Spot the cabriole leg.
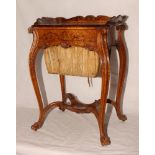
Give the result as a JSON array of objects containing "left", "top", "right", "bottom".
[
  {"left": 97, "top": 30, "right": 111, "bottom": 146},
  {"left": 29, "top": 43, "right": 45, "bottom": 131},
  {"left": 115, "top": 27, "right": 127, "bottom": 121}
]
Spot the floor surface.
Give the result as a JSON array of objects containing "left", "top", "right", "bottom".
[{"left": 16, "top": 107, "right": 138, "bottom": 155}]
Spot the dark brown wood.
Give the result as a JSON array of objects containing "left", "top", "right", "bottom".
[
  {"left": 59, "top": 75, "right": 66, "bottom": 112},
  {"left": 33, "top": 15, "right": 110, "bottom": 26},
  {"left": 28, "top": 15, "right": 127, "bottom": 28},
  {"left": 115, "top": 27, "right": 127, "bottom": 121},
  {"left": 28, "top": 15, "right": 128, "bottom": 146}
]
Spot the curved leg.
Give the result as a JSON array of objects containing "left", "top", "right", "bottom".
[
  {"left": 115, "top": 28, "right": 127, "bottom": 121},
  {"left": 32, "top": 101, "right": 62, "bottom": 130},
  {"left": 97, "top": 30, "right": 111, "bottom": 146},
  {"left": 29, "top": 40, "right": 45, "bottom": 131},
  {"left": 31, "top": 115, "right": 45, "bottom": 131},
  {"left": 98, "top": 68, "right": 111, "bottom": 145},
  {"left": 59, "top": 75, "right": 66, "bottom": 111}
]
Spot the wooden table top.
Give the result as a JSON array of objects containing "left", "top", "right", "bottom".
[{"left": 30, "top": 15, "right": 127, "bottom": 27}]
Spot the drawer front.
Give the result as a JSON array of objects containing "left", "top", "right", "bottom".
[{"left": 34, "top": 27, "right": 97, "bottom": 51}]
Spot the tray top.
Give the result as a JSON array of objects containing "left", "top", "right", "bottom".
[{"left": 31, "top": 15, "right": 127, "bottom": 27}]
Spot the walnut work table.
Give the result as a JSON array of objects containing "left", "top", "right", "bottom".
[{"left": 28, "top": 15, "right": 128, "bottom": 146}]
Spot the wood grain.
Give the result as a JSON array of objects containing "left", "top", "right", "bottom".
[{"left": 28, "top": 15, "right": 128, "bottom": 146}]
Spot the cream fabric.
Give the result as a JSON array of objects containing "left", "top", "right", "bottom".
[{"left": 44, "top": 46, "right": 99, "bottom": 77}]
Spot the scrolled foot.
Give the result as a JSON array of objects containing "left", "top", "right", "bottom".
[
  {"left": 117, "top": 114, "right": 127, "bottom": 121},
  {"left": 100, "top": 136, "right": 111, "bottom": 146},
  {"left": 31, "top": 122, "right": 42, "bottom": 131},
  {"left": 59, "top": 106, "right": 65, "bottom": 112}
]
